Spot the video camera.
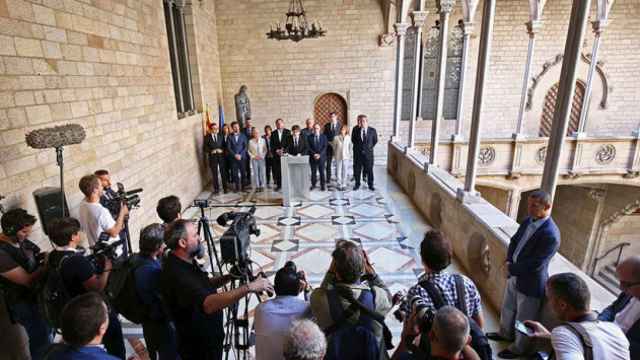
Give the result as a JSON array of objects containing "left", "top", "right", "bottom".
[
  {"left": 217, "top": 207, "right": 260, "bottom": 265},
  {"left": 115, "top": 182, "right": 142, "bottom": 208},
  {"left": 89, "top": 233, "right": 125, "bottom": 273}
]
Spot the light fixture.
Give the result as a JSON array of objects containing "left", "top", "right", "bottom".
[{"left": 266, "top": 0, "right": 326, "bottom": 42}]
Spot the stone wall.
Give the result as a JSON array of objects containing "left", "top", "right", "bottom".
[
  {"left": 0, "top": 0, "right": 222, "bottom": 248},
  {"left": 399, "top": 0, "right": 640, "bottom": 145},
  {"left": 215, "top": 0, "right": 396, "bottom": 158},
  {"left": 387, "top": 142, "right": 615, "bottom": 311}
]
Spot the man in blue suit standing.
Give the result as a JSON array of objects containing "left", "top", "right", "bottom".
[
  {"left": 598, "top": 255, "right": 640, "bottom": 360},
  {"left": 227, "top": 121, "right": 248, "bottom": 193},
  {"left": 308, "top": 123, "right": 328, "bottom": 191},
  {"left": 486, "top": 189, "right": 560, "bottom": 359}
]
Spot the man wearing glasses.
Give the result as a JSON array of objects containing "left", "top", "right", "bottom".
[{"left": 598, "top": 255, "right": 640, "bottom": 360}]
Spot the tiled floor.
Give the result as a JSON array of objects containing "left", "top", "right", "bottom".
[{"left": 122, "top": 166, "right": 501, "bottom": 359}]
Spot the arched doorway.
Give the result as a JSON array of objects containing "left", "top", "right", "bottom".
[
  {"left": 539, "top": 80, "right": 586, "bottom": 137},
  {"left": 313, "top": 93, "right": 348, "bottom": 128}
]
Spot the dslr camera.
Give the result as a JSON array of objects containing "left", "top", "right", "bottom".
[{"left": 88, "top": 233, "right": 125, "bottom": 273}]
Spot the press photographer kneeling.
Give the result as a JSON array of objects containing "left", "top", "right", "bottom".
[
  {"left": 160, "top": 219, "right": 274, "bottom": 360},
  {"left": 47, "top": 217, "right": 125, "bottom": 359}
]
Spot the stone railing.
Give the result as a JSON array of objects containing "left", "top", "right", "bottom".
[
  {"left": 387, "top": 142, "right": 616, "bottom": 311},
  {"left": 408, "top": 135, "right": 640, "bottom": 180}
]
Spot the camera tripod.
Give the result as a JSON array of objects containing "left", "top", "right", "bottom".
[{"left": 195, "top": 203, "right": 225, "bottom": 277}]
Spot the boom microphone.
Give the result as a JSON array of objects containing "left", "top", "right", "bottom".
[{"left": 25, "top": 124, "right": 86, "bottom": 149}]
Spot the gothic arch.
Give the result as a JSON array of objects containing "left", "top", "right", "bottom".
[{"left": 524, "top": 53, "right": 610, "bottom": 136}]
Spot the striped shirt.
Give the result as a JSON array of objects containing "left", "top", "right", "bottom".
[{"left": 401, "top": 271, "right": 482, "bottom": 317}]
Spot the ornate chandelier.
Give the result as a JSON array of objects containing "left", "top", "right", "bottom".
[{"left": 266, "top": 0, "right": 326, "bottom": 42}]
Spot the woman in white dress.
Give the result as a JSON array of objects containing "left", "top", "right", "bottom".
[
  {"left": 332, "top": 125, "right": 352, "bottom": 191},
  {"left": 248, "top": 127, "right": 267, "bottom": 191}
]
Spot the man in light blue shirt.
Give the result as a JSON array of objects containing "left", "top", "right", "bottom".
[{"left": 254, "top": 261, "right": 310, "bottom": 360}]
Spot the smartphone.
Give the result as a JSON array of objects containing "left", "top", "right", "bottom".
[{"left": 515, "top": 320, "right": 535, "bottom": 337}]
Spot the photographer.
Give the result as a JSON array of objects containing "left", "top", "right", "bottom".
[
  {"left": 156, "top": 195, "right": 182, "bottom": 225},
  {"left": 160, "top": 219, "right": 274, "bottom": 360},
  {"left": 47, "top": 217, "right": 125, "bottom": 359},
  {"left": 78, "top": 174, "right": 128, "bottom": 247},
  {"left": 0, "top": 208, "right": 51, "bottom": 359},
  {"left": 310, "top": 240, "right": 393, "bottom": 360},
  {"left": 254, "top": 261, "right": 310, "bottom": 360},
  {"left": 135, "top": 223, "right": 179, "bottom": 360},
  {"left": 392, "top": 306, "right": 480, "bottom": 360}
]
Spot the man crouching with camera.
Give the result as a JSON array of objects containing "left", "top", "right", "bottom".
[
  {"left": 47, "top": 217, "right": 126, "bottom": 358},
  {"left": 160, "top": 219, "right": 274, "bottom": 360}
]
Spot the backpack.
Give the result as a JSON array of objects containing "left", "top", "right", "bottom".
[
  {"left": 417, "top": 274, "right": 493, "bottom": 360},
  {"left": 104, "top": 255, "right": 150, "bottom": 324},
  {"left": 323, "top": 285, "right": 393, "bottom": 360},
  {"left": 37, "top": 254, "right": 73, "bottom": 330}
]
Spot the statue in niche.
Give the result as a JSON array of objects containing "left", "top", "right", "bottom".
[{"left": 234, "top": 85, "right": 251, "bottom": 129}]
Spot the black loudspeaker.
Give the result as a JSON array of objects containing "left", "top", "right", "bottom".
[{"left": 33, "top": 187, "right": 69, "bottom": 236}]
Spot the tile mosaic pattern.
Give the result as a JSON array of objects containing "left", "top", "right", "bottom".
[{"left": 121, "top": 186, "right": 423, "bottom": 356}]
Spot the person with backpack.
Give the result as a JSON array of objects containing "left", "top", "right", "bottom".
[
  {"left": 134, "top": 223, "right": 179, "bottom": 360},
  {"left": 398, "top": 230, "right": 491, "bottom": 360},
  {"left": 310, "top": 240, "right": 393, "bottom": 360},
  {"left": 46, "top": 217, "right": 126, "bottom": 359},
  {"left": 524, "top": 273, "right": 630, "bottom": 360},
  {"left": 0, "top": 208, "right": 51, "bottom": 360}
]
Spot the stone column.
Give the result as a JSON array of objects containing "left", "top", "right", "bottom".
[
  {"left": 576, "top": 21, "right": 607, "bottom": 136},
  {"left": 541, "top": 0, "right": 592, "bottom": 199},
  {"left": 408, "top": 11, "right": 429, "bottom": 149},
  {"left": 514, "top": 21, "right": 542, "bottom": 138},
  {"left": 578, "top": 0, "right": 616, "bottom": 135},
  {"left": 392, "top": 22, "right": 411, "bottom": 143},
  {"left": 458, "top": 0, "right": 496, "bottom": 199},
  {"left": 428, "top": 0, "right": 455, "bottom": 167},
  {"left": 453, "top": 21, "right": 474, "bottom": 141}
]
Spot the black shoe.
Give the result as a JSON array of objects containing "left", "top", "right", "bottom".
[
  {"left": 275, "top": 186, "right": 281, "bottom": 191},
  {"left": 486, "top": 332, "right": 511, "bottom": 342},
  {"left": 497, "top": 349, "right": 521, "bottom": 359},
  {"left": 310, "top": 186, "right": 316, "bottom": 191},
  {"left": 321, "top": 187, "right": 326, "bottom": 191},
  {"left": 223, "top": 189, "right": 229, "bottom": 194},
  {"left": 213, "top": 190, "right": 220, "bottom": 195},
  {"left": 369, "top": 187, "right": 375, "bottom": 191},
  {"left": 353, "top": 185, "right": 360, "bottom": 191}
]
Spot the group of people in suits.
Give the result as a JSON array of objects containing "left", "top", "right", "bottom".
[{"left": 204, "top": 113, "right": 378, "bottom": 194}]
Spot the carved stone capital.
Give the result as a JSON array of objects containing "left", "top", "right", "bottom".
[
  {"left": 438, "top": 0, "right": 456, "bottom": 14},
  {"left": 526, "top": 20, "right": 543, "bottom": 37},
  {"left": 461, "top": 21, "right": 475, "bottom": 35},
  {"left": 589, "top": 189, "right": 606, "bottom": 201},
  {"left": 411, "top": 11, "right": 429, "bottom": 28},
  {"left": 378, "top": 33, "right": 396, "bottom": 47},
  {"left": 394, "top": 22, "right": 411, "bottom": 37},
  {"left": 592, "top": 20, "right": 608, "bottom": 34}
]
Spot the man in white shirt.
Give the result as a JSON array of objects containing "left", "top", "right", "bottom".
[
  {"left": 525, "top": 273, "right": 630, "bottom": 360},
  {"left": 254, "top": 261, "right": 310, "bottom": 360},
  {"left": 598, "top": 255, "right": 640, "bottom": 359},
  {"left": 78, "top": 174, "right": 128, "bottom": 247}
]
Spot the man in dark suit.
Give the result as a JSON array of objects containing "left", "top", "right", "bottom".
[
  {"left": 351, "top": 115, "right": 377, "bottom": 191},
  {"left": 598, "top": 255, "right": 640, "bottom": 360},
  {"left": 323, "top": 112, "right": 341, "bottom": 183},
  {"left": 486, "top": 190, "right": 560, "bottom": 359},
  {"left": 270, "top": 118, "right": 291, "bottom": 191},
  {"left": 287, "top": 125, "right": 307, "bottom": 156},
  {"left": 241, "top": 118, "right": 253, "bottom": 187},
  {"left": 204, "top": 123, "right": 226, "bottom": 194},
  {"left": 221, "top": 124, "right": 232, "bottom": 190},
  {"left": 308, "top": 123, "right": 328, "bottom": 191},
  {"left": 226, "top": 121, "right": 248, "bottom": 192}
]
